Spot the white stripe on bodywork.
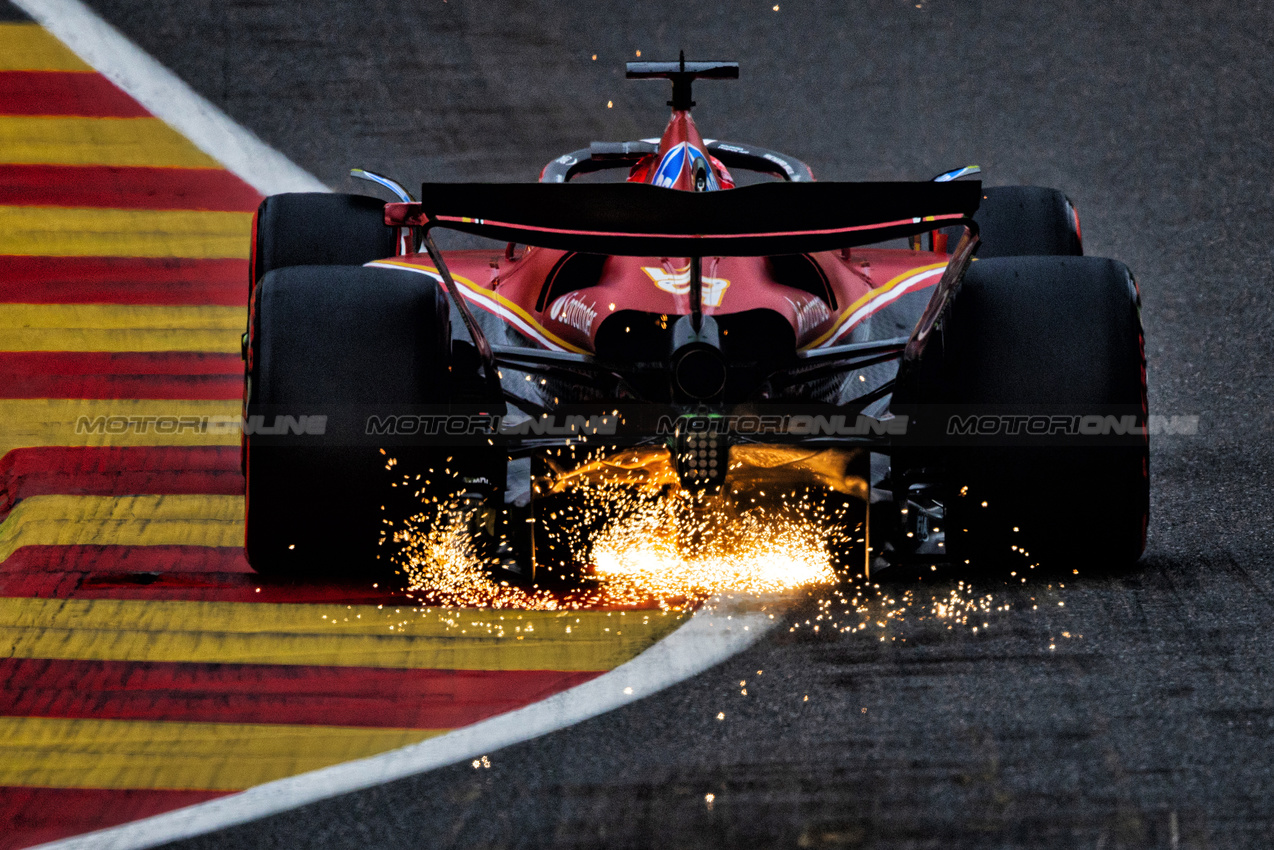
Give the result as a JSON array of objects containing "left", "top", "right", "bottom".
[
  {"left": 365, "top": 261, "right": 570, "bottom": 352},
  {"left": 817, "top": 266, "right": 945, "bottom": 348}
]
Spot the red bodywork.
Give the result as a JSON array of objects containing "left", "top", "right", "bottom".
[{"left": 376, "top": 105, "right": 950, "bottom": 356}]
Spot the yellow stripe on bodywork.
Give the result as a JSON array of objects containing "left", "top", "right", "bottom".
[
  {"left": 0, "top": 494, "right": 243, "bottom": 562},
  {"left": 0, "top": 716, "right": 442, "bottom": 791},
  {"left": 0, "top": 595, "right": 689, "bottom": 672},
  {"left": 0, "top": 116, "right": 218, "bottom": 167},
  {"left": 0, "top": 23, "right": 92, "bottom": 71},
  {"left": 0, "top": 303, "right": 243, "bottom": 351},
  {"left": 0, "top": 399, "right": 241, "bottom": 458},
  {"left": 372, "top": 259, "right": 587, "bottom": 354},
  {"left": 0, "top": 206, "right": 252, "bottom": 258},
  {"left": 804, "top": 261, "right": 949, "bottom": 350}
]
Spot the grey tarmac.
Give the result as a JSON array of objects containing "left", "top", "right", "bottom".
[{"left": 60, "top": 0, "right": 1274, "bottom": 846}]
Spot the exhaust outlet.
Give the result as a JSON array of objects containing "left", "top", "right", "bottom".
[{"left": 669, "top": 314, "right": 726, "bottom": 400}]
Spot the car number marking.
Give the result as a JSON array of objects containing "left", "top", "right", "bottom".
[{"left": 642, "top": 264, "right": 730, "bottom": 306}]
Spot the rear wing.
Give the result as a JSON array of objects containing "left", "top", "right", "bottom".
[
  {"left": 386, "top": 180, "right": 981, "bottom": 256},
  {"left": 385, "top": 180, "right": 983, "bottom": 407}
]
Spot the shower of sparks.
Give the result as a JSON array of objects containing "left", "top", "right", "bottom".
[
  {"left": 786, "top": 577, "right": 1013, "bottom": 641},
  {"left": 397, "top": 506, "right": 516, "bottom": 603},
  {"left": 381, "top": 456, "right": 851, "bottom": 611},
  {"left": 378, "top": 453, "right": 1074, "bottom": 653},
  {"left": 387, "top": 493, "right": 580, "bottom": 610},
  {"left": 588, "top": 486, "right": 843, "bottom": 605}
]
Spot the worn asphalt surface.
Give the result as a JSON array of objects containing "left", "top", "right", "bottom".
[{"left": 64, "top": 0, "right": 1274, "bottom": 846}]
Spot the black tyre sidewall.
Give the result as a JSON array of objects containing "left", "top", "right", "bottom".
[
  {"left": 252, "top": 193, "right": 397, "bottom": 284},
  {"left": 938, "top": 256, "right": 1148, "bottom": 569},
  {"left": 941, "top": 185, "right": 1082, "bottom": 258},
  {"left": 245, "top": 265, "right": 459, "bottom": 578}
]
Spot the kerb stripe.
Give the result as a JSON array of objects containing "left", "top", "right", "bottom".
[
  {"left": 0, "top": 715, "right": 443, "bottom": 791},
  {"left": 0, "top": 305, "right": 242, "bottom": 352},
  {"left": 0, "top": 445, "right": 242, "bottom": 517},
  {"left": 0, "top": 788, "right": 226, "bottom": 850},
  {"left": 0, "top": 70, "right": 147, "bottom": 117},
  {"left": 0, "top": 115, "right": 218, "bottom": 167},
  {"left": 0, "top": 352, "right": 242, "bottom": 399},
  {"left": 0, "top": 22, "right": 91, "bottom": 72},
  {"left": 0, "top": 596, "right": 689, "bottom": 671},
  {"left": 0, "top": 165, "right": 261, "bottom": 211},
  {"left": 0, "top": 256, "right": 244, "bottom": 305},
  {"left": 0, "top": 205, "right": 252, "bottom": 259},
  {"left": 0, "top": 545, "right": 250, "bottom": 575},
  {"left": 0, "top": 494, "right": 243, "bottom": 562},
  {"left": 0, "top": 658, "right": 601, "bottom": 728}
]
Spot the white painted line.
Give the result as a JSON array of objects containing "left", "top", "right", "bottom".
[
  {"left": 10, "top": 0, "right": 328, "bottom": 196},
  {"left": 3, "top": 13, "right": 780, "bottom": 847},
  {"left": 31, "top": 595, "right": 784, "bottom": 850}
]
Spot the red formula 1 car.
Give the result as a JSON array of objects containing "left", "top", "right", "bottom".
[{"left": 242, "top": 59, "right": 1147, "bottom": 580}]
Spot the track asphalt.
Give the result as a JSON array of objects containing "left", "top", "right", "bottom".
[
  {"left": 0, "top": 5, "right": 703, "bottom": 847},
  {"left": 13, "top": 0, "right": 1274, "bottom": 846}
]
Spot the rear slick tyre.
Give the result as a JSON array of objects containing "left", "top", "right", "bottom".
[
  {"left": 937, "top": 256, "right": 1148, "bottom": 570},
  {"left": 244, "top": 264, "right": 490, "bottom": 579},
  {"left": 942, "top": 185, "right": 1083, "bottom": 258},
  {"left": 249, "top": 192, "right": 398, "bottom": 286}
]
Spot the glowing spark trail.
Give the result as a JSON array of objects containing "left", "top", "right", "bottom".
[
  {"left": 382, "top": 460, "right": 850, "bottom": 611},
  {"left": 379, "top": 454, "right": 1066, "bottom": 652}
]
